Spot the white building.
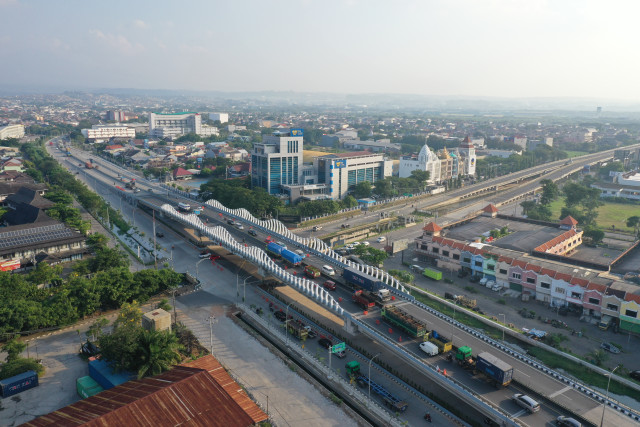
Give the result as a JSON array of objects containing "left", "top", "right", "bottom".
[
  {"left": 315, "top": 151, "right": 393, "bottom": 199},
  {"left": 458, "top": 136, "right": 476, "bottom": 177},
  {"left": 399, "top": 143, "right": 441, "bottom": 182},
  {"left": 251, "top": 129, "right": 304, "bottom": 195},
  {"left": 81, "top": 125, "right": 135, "bottom": 142},
  {"left": 0, "top": 125, "right": 25, "bottom": 140},
  {"left": 209, "top": 113, "right": 229, "bottom": 124},
  {"left": 149, "top": 112, "right": 219, "bottom": 138}
]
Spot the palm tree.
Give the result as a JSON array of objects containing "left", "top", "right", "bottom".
[{"left": 136, "top": 330, "right": 183, "bottom": 379}]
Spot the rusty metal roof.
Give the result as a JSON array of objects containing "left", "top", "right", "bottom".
[
  {"left": 21, "top": 363, "right": 260, "bottom": 427},
  {"left": 182, "top": 356, "right": 268, "bottom": 424}
]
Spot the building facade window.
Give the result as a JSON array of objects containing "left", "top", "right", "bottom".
[
  {"left": 474, "top": 261, "right": 483, "bottom": 267},
  {"left": 540, "top": 282, "right": 551, "bottom": 289},
  {"left": 588, "top": 297, "right": 599, "bottom": 305},
  {"left": 499, "top": 269, "right": 507, "bottom": 275},
  {"left": 452, "top": 254, "right": 460, "bottom": 260},
  {"left": 432, "top": 248, "right": 439, "bottom": 254},
  {"left": 512, "top": 273, "right": 521, "bottom": 280},
  {"left": 442, "top": 250, "right": 449, "bottom": 257},
  {"left": 463, "top": 257, "right": 471, "bottom": 264},
  {"left": 625, "top": 309, "right": 637, "bottom": 318},
  {"left": 555, "top": 287, "right": 565, "bottom": 294},
  {"left": 570, "top": 292, "right": 581, "bottom": 299},
  {"left": 606, "top": 304, "right": 618, "bottom": 311},
  {"left": 526, "top": 277, "right": 535, "bottom": 284}
]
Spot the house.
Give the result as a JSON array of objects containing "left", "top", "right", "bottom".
[
  {"left": 1, "top": 158, "right": 24, "bottom": 172},
  {"left": 172, "top": 167, "right": 193, "bottom": 180},
  {"left": 228, "top": 162, "right": 251, "bottom": 177},
  {"left": 105, "top": 144, "right": 126, "bottom": 154}
]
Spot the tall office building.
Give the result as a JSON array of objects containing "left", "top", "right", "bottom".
[
  {"left": 251, "top": 129, "right": 304, "bottom": 195},
  {"left": 149, "top": 112, "right": 219, "bottom": 138},
  {"left": 315, "top": 152, "right": 392, "bottom": 199},
  {"left": 106, "top": 110, "right": 127, "bottom": 122},
  {"left": 209, "top": 113, "right": 229, "bottom": 124}
]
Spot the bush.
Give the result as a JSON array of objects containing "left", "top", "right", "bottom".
[{"left": 0, "top": 358, "right": 45, "bottom": 380}]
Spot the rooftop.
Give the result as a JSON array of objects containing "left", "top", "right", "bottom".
[{"left": 319, "top": 151, "right": 379, "bottom": 159}]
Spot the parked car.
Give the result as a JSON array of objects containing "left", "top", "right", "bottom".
[
  {"left": 274, "top": 311, "right": 287, "bottom": 322},
  {"left": 556, "top": 416, "right": 582, "bottom": 427},
  {"left": 321, "top": 265, "right": 336, "bottom": 276},
  {"left": 512, "top": 393, "right": 540, "bottom": 413},
  {"left": 469, "top": 275, "right": 481, "bottom": 283},
  {"left": 248, "top": 229, "right": 257, "bottom": 236},
  {"left": 376, "top": 236, "right": 386, "bottom": 243},
  {"left": 155, "top": 231, "right": 164, "bottom": 238},
  {"left": 345, "top": 244, "right": 355, "bottom": 250},
  {"left": 361, "top": 241, "right": 370, "bottom": 246},
  {"left": 313, "top": 226, "right": 322, "bottom": 232},
  {"left": 630, "top": 370, "right": 640, "bottom": 380},
  {"left": 319, "top": 338, "right": 333, "bottom": 349},
  {"left": 600, "top": 342, "right": 620, "bottom": 354},
  {"left": 479, "top": 277, "right": 488, "bottom": 285},
  {"left": 323, "top": 280, "right": 337, "bottom": 291}
]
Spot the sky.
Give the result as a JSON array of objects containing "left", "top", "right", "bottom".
[{"left": 1, "top": 0, "right": 640, "bottom": 101}]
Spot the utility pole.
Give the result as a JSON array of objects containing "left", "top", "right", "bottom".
[{"left": 153, "top": 210, "right": 157, "bottom": 270}]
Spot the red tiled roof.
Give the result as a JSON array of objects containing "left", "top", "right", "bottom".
[
  {"left": 534, "top": 229, "right": 578, "bottom": 252},
  {"left": 511, "top": 259, "right": 527, "bottom": 269},
  {"left": 554, "top": 272, "right": 572, "bottom": 282},
  {"left": 525, "top": 263, "right": 542, "bottom": 273},
  {"left": 625, "top": 294, "right": 640, "bottom": 304},
  {"left": 498, "top": 256, "right": 513, "bottom": 264},
  {"left": 586, "top": 282, "right": 607, "bottom": 293},
  {"left": 482, "top": 204, "right": 498, "bottom": 213},
  {"left": 560, "top": 215, "right": 579, "bottom": 226},
  {"left": 423, "top": 222, "right": 442, "bottom": 232},
  {"left": 105, "top": 144, "right": 124, "bottom": 150},
  {"left": 173, "top": 167, "right": 193, "bottom": 177},
  {"left": 570, "top": 277, "right": 589, "bottom": 287}
]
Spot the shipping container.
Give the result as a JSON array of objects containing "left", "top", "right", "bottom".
[
  {"left": 266, "top": 242, "right": 284, "bottom": 257},
  {"left": 281, "top": 249, "right": 303, "bottom": 265},
  {"left": 475, "top": 352, "right": 513, "bottom": 387},
  {"left": 76, "top": 376, "right": 104, "bottom": 399},
  {"left": 423, "top": 267, "right": 443, "bottom": 281},
  {"left": 88, "top": 359, "right": 134, "bottom": 390},
  {"left": 0, "top": 370, "right": 38, "bottom": 398},
  {"left": 343, "top": 268, "right": 381, "bottom": 292}
]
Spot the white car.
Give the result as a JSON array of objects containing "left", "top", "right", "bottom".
[
  {"left": 479, "top": 277, "right": 488, "bottom": 285},
  {"left": 361, "top": 241, "right": 370, "bottom": 246},
  {"left": 376, "top": 236, "right": 386, "bottom": 243},
  {"left": 235, "top": 223, "right": 244, "bottom": 230},
  {"left": 345, "top": 244, "right": 355, "bottom": 250},
  {"left": 321, "top": 265, "right": 336, "bottom": 276},
  {"left": 485, "top": 280, "right": 495, "bottom": 288}
]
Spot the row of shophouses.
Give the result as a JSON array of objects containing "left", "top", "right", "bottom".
[{"left": 415, "top": 222, "right": 640, "bottom": 334}]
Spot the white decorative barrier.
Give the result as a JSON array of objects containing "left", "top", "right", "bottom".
[{"left": 160, "top": 204, "right": 344, "bottom": 315}]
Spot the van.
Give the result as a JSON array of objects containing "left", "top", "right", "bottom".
[
  {"left": 512, "top": 393, "right": 540, "bottom": 413},
  {"left": 321, "top": 265, "right": 335, "bottom": 276},
  {"left": 411, "top": 265, "right": 424, "bottom": 273},
  {"left": 419, "top": 341, "right": 439, "bottom": 356}
]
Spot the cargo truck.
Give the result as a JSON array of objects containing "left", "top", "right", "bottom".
[
  {"left": 352, "top": 289, "right": 377, "bottom": 309},
  {"left": 286, "top": 320, "right": 309, "bottom": 340},
  {"left": 475, "top": 352, "right": 514, "bottom": 387},
  {"left": 343, "top": 267, "right": 383, "bottom": 292},
  {"left": 454, "top": 346, "right": 474, "bottom": 368},
  {"left": 304, "top": 265, "right": 321, "bottom": 278},
  {"left": 423, "top": 267, "right": 443, "bottom": 281},
  {"left": 266, "top": 242, "right": 284, "bottom": 258},
  {"left": 381, "top": 305, "right": 427, "bottom": 338},
  {"left": 345, "top": 361, "right": 408, "bottom": 412},
  {"left": 598, "top": 314, "right": 613, "bottom": 331},
  {"left": 426, "top": 330, "right": 452, "bottom": 353},
  {"left": 281, "top": 249, "right": 303, "bottom": 266}
]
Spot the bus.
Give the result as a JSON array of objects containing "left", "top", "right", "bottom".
[{"left": 177, "top": 202, "right": 191, "bottom": 212}]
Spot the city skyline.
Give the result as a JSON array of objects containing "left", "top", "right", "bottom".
[{"left": 2, "top": 0, "right": 640, "bottom": 102}]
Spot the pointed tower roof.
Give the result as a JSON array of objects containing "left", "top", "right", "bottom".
[
  {"left": 560, "top": 215, "right": 579, "bottom": 226},
  {"left": 460, "top": 135, "right": 474, "bottom": 149},
  {"left": 483, "top": 204, "right": 499, "bottom": 213},
  {"left": 423, "top": 222, "right": 443, "bottom": 232}
]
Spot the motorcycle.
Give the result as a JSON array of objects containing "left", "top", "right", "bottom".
[{"left": 424, "top": 413, "right": 432, "bottom": 423}]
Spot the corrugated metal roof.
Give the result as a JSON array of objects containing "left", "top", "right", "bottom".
[{"left": 21, "top": 364, "right": 260, "bottom": 427}]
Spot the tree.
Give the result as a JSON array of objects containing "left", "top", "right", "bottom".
[
  {"left": 583, "top": 226, "right": 605, "bottom": 246},
  {"left": 539, "top": 179, "right": 559, "bottom": 206},
  {"left": 86, "top": 233, "right": 109, "bottom": 250},
  {"left": 373, "top": 178, "right": 394, "bottom": 198},
  {"left": 352, "top": 181, "right": 372, "bottom": 199},
  {"left": 409, "top": 170, "right": 430, "bottom": 189},
  {"left": 1, "top": 336, "right": 26, "bottom": 363},
  {"left": 627, "top": 216, "right": 640, "bottom": 236},
  {"left": 520, "top": 200, "right": 536, "bottom": 216},
  {"left": 136, "top": 329, "right": 183, "bottom": 379},
  {"left": 342, "top": 195, "right": 358, "bottom": 209}
]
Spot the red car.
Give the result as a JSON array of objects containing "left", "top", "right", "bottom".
[{"left": 323, "top": 280, "right": 337, "bottom": 291}]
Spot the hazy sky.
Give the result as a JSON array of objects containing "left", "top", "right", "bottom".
[{"left": 2, "top": 0, "right": 640, "bottom": 100}]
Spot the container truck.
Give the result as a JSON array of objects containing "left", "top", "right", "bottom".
[
  {"left": 0, "top": 370, "right": 38, "bottom": 398},
  {"left": 352, "top": 289, "right": 376, "bottom": 309},
  {"left": 475, "top": 352, "right": 513, "bottom": 387},
  {"left": 426, "top": 330, "right": 452, "bottom": 353},
  {"left": 281, "top": 249, "right": 303, "bottom": 266},
  {"left": 423, "top": 267, "right": 443, "bottom": 281},
  {"left": 286, "top": 320, "right": 309, "bottom": 340},
  {"left": 266, "top": 242, "right": 284, "bottom": 258},
  {"left": 304, "top": 265, "right": 321, "bottom": 278},
  {"left": 343, "top": 267, "right": 383, "bottom": 292},
  {"left": 381, "top": 305, "right": 427, "bottom": 338},
  {"left": 345, "top": 361, "right": 408, "bottom": 412}
]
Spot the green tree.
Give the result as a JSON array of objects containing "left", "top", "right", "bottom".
[
  {"left": 342, "top": 195, "right": 359, "bottom": 209},
  {"left": 583, "top": 226, "right": 605, "bottom": 245},
  {"left": 539, "top": 179, "right": 559, "bottom": 206},
  {"left": 86, "top": 233, "right": 109, "bottom": 250},
  {"left": 1, "top": 336, "right": 26, "bottom": 363},
  {"left": 520, "top": 200, "right": 536, "bottom": 216},
  {"left": 136, "top": 329, "right": 183, "bottom": 379},
  {"left": 44, "top": 189, "right": 74, "bottom": 205},
  {"left": 373, "top": 178, "right": 394, "bottom": 198},
  {"left": 627, "top": 216, "right": 640, "bottom": 236},
  {"left": 352, "top": 181, "right": 372, "bottom": 199}
]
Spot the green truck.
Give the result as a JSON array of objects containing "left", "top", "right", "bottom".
[
  {"left": 381, "top": 305, "right": 427, "bottom": 338},
  {"left": 423, "top": 267, "right": 443, "bottom": 281}
]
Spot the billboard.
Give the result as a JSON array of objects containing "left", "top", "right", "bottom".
[
  {"left": 0, "top": 259, "right": 20, "bottom": 271},
  {"left": 391, "top": 239, "right": 409, "bottom": 254},
  {"left": 334, "top": 159, "right": 347, "bottom": 169},
  {"left": 290, "top": 128, "right": 304, "bottom": 137}
]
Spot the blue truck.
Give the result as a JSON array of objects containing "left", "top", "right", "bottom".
[
  {"left": 0, "top": 370, "right": 38, "bottom": 398},
  {"left": 475, "top": 352, "right": 513, "bottom": 387},
  {"left": 343, "top": 267, "right": 382, "bottom": 292},
  {"left": 266, "top": 242, "right": 284, "bottom": 257},
  {"left": 281, "top": 249, "right": 303, "bottom": 265}
]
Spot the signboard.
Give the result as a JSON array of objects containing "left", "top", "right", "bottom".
[
  {"left": 334, "top": 159, "right": 347, "bottom": 169},
  {"left": 0, "top": 259, "right": 20, "bottom": 271},
  {"left": 391, "top": 239, "right": 409, "bottom": 254},
  {"left": 290, "top": 128, "right": 304, "bottom": 137},
  {"left": 331, "top": 342, "right": 346, "bottom": 353}
]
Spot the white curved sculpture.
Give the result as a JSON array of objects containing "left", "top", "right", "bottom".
[
  {"left": 203, "top": 200, "right": 409, "bottom": 294},
  {"left": 160, "top": 204, "right": 344, "bottom": 315}
]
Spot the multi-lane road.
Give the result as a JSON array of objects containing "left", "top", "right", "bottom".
[{"left": 49, "top": 142, "right": 640, "bottom": 426}]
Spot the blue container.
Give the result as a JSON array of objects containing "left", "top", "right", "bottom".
[
  {"left": 281, "top": 249, "right": 303, "bottom": 265},
  {"left": 266, "top": 242, "right": 284, "bottom": 256},
  {"left": 475, "top": 353, "right": 513, "bottom": 386},
  {"left": 0, "top": 370, "right": 38, "bottom": 398},
  {"left": 343, "top": 268, "right": 381, "bottom": 292},
  {"left": 88, "top": 359, "right": 134, "bottom": 390}
]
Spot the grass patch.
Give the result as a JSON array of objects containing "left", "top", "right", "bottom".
[
  {"left": 526, "top": 346, "right": 640, "bottom": 401},
  {"left": 564, "top": 150, "right": 589, "bottom": 158},
  {"left": 547, "top": 199, "right": 639, "bottom": 233}
]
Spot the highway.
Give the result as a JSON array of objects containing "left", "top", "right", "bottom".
[{"left": 50, "top": 143, "right": 640, "bottom": 426}]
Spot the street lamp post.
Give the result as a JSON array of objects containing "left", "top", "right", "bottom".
[
  {"left": 600, "top": 365, "right": 620, "bottom": 427},
  {"left": 498, "top": 313, "right": 505, "bottom": 342},
  {"left": 236, "top": 258, "right": 248, "bottom": 303},
  {"left": 195, "top": 258, "right": 208, "bottom": 282},
  {"left": 368, "top": 353, "right": 381, "bottom": 402},
  {"left": 206, "top": 316, "right": 216, "bottom": 355}
]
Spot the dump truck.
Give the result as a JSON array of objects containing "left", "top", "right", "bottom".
[
  {"left": 455, "top": 295, "right": 477, "bottom": 309},
  {"left": 423, "top": 267, "right": 443, "bottom": 281},
  {"left": 426, "top": 330, "right": 452, "bottom": 353},
  {"left": 352, "top": 289, "right": 376, "bottom": 310},
  {"left": 381, "top": 305, "right": 427, "bottom": 338},
  {"left": 286, "top": 320, "right": 309, "bottom": 340},
  {"left": 345, "top": 361, "right": 408, "bottom": 412},
  {"left": 475, "top": 352, "right": 513, "bottom": 387}
]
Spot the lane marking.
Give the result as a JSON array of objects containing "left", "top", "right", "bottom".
[
  {"left": 511, "top": 409, "right": 528, "bottom": 419},
  {"left": 548, "top": 385, "right": 572, "bottom": 399}
]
